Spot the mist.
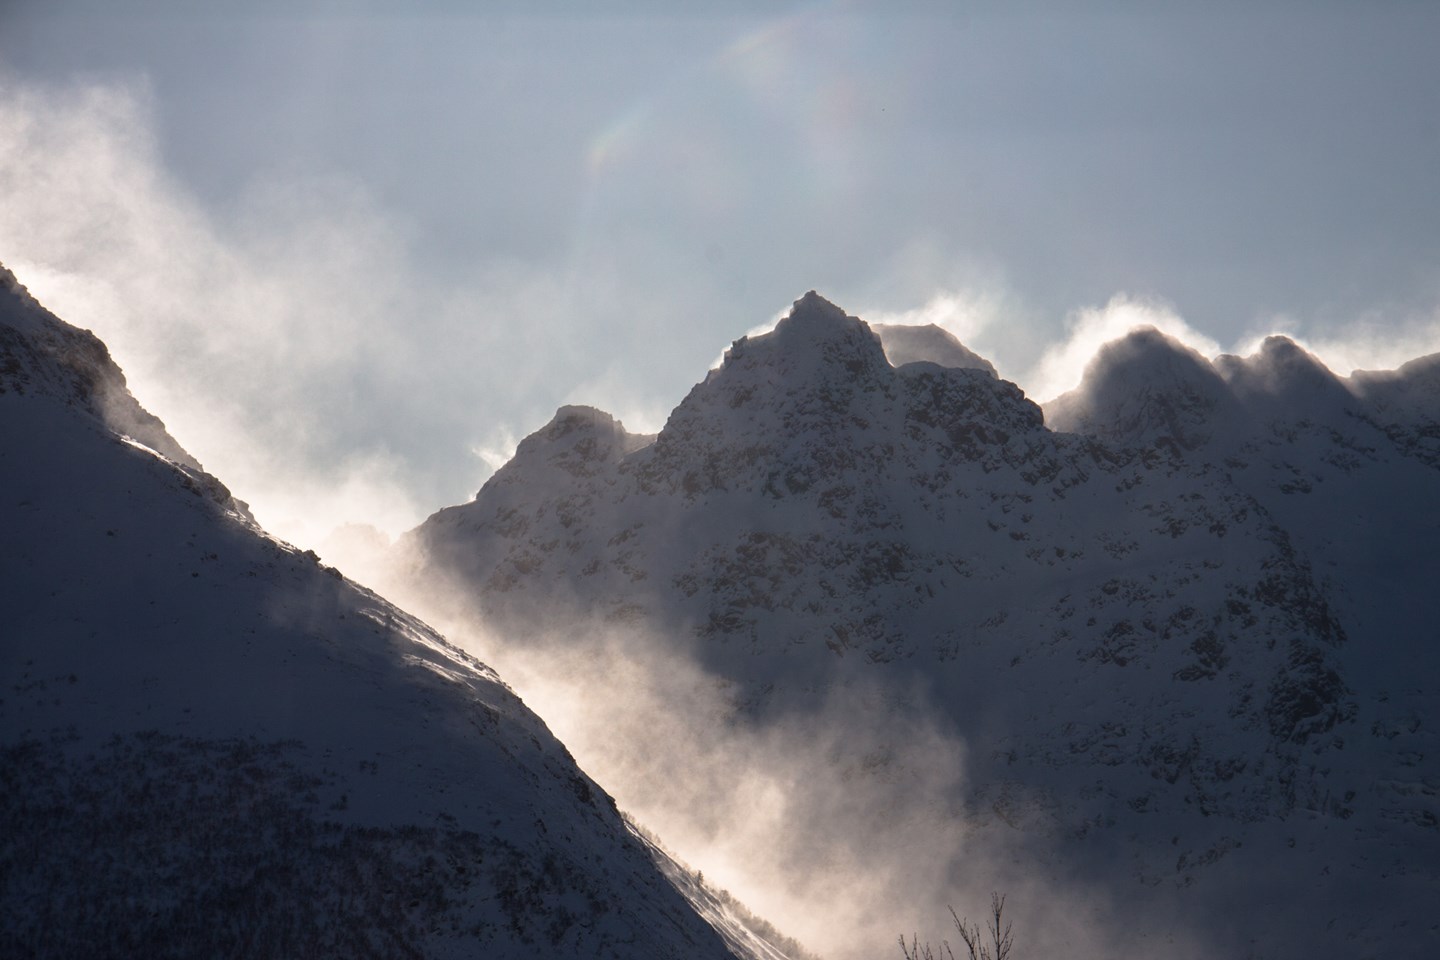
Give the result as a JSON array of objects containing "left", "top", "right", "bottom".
[
  {"left": 6, "top": 74, "right": 1434, "bottom": 555},
  {"left": 4, "top": 43, "right": 1439, "bottom": 959},
  {"left": 341, "top": 535, "right": 1212, "bottom": 960},
  {"left": 0, "top": 77, "right": 738, "bottom": 546}
]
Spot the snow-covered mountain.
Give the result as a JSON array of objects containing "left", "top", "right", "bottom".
[
  {"left": 0, "top": 262, "right": 754, "bottom": 959},
  {"left": 408, "top": 292, "right": 1440, "bottom": 959}
]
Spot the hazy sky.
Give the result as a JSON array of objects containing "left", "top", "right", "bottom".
[{"left": 2, "top": 0, "right": 1438, "bottom": 545}]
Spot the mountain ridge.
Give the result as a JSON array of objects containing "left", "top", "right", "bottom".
[
  {"left": 0, "top": 261, "right": 753, "bottom": 959},
  {"left": 404, "top": 291, "right": 1440, "bottom": 960}
]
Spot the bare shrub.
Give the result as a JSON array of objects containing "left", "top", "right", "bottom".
[{"left": 899, "top": 893, "right": 1013, "bottom": 960}]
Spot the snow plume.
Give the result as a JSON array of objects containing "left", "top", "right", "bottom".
[
  {"left": 0, "top": 77, "right": 589, "bottom": 548},
  {"left": 1236, "top": 306, "right": 1440, "bottom": 378},
  {"left": 1029, "top": 296, "right": 1439, "bottom": 407},
  {"left": 710, "top": 302, "right": 795, "bottom": 371},
  {"left": 861, "top": 288, "right": 1002, "bottom": 353},
  {"left": 1025, "top": 294, "right": 1223, "bottom": 404},
  {"left": 371, "top": 556, "right": 1206, "bottom": 960}
]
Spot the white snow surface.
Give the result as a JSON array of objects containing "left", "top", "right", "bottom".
[
  {"left": 409, "top": 291, "right": 1440, "bottom": 960},
  {"left": 0, "top": 262, "right": 745, "bottom": 959}
]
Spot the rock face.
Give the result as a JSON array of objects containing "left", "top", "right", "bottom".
[
  {"left": 0, "top": 263, "right": 745, "bottom": 960},
  {"left": 412, "top": 291, "right": 1440, "bottom": 959}
]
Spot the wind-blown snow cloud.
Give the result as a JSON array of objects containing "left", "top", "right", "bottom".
[
  {"left": 1025, "top": 295, "right": 1223, "bottom": 403},
  {"left": 372, "top": 555, "right": 1207, "bottom": 960},
  {"left": 488, "top": 629, "right": 971, "bottom": 960},
  {"left": 0, "top": 78, "right": 594, "bottom": 547},
  {"left": 1237, "top": 307, "right": 1440, "bottom": 377},
  {"left": 862, "top": 288, "right": 1004, "bottom": 350}
]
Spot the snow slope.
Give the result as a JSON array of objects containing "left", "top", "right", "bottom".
[
  {"left": 0, "top": 262, "right": 745, "bottom": 959},
  {"left": 408, "top": 292, "right": 1440, "bottom": 959}
]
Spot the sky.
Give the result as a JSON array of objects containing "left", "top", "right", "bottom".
[{"left": 2, "top": 0, "right": 1439, "bottom": 547}]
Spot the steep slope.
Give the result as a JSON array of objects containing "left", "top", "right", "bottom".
[
  {"left": 1353, "top": 352, "right": 1440, "bottom": 469},
  {"left": 0, "top": 263, "right": 743, "bottom": 960},
  {"left": 1046, "top": 329, "right": 1440, "bottom": 754},
  {"left": 407, "top": 292, "right": 1440, "bottom": 959}
]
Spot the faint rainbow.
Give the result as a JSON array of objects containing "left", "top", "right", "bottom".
[{"left": 581, "top": 1, "right": 839, "bottom": 178}]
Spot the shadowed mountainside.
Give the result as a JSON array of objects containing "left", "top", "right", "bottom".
[{"left": 0, "top": 262, "right": 754, "bottom": 960}]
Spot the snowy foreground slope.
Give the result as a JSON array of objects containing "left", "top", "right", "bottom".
[
  {"left": 408, "top": 292, "right": 1440, "bottom": 960},
  {"left": 0, "top": 262, "right": 748, "bottom": 959}
]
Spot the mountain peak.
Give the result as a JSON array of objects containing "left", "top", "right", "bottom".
[
  {"left": 1044, "top": 326, "right": 1234, "bottom": 450},
  {"left": 478, "top": 404, "right": 649, "bottom": 498},
  {"left": 791, "top": 288, "right": 844, "bottom": 319},
  {"left": 1080, "top": 326, "right": 1224, "bottom": 390},
  {"left": 546, "top": 403, "right": 627, "bottom": 436},
  {"left": 1215, "top": 335, "right": 1354, "bottom": 413},
  {"left": 715, "top": 291, "right": 887, "bottom": 380},
  {"left": 767, "top": 290, "right": 870, "bottom": 351}
]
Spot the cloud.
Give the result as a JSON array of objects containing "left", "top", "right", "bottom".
[
  {"left": 470, "top": 425, "right": 523, "bottom": 476},
  {"left": 708, "top": 301, "right": 795, "bottom": 370},
  {"left": 562, "top": 363, "right": 675, "bottom": 437},
  {"left": 411, "top": 619, "right": 975, "bottom": 960},
  {"left": 0, "top": 76, "right": 602, "bottom": 548},
  {"left": 1024, "top": 294, "right": 1223, "bottom": 403},
  {"left": 860, "top": 288, "right": 1003, "bottom": 349},
  {"left": 1236, "top": 306, "right": 1440, "bottom": 377},
  {"left": 367, "top": 548, "right": 1203, "bottom": 960}
]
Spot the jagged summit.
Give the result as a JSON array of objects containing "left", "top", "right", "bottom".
[
  {"left": 1043, "top": 326, "right": 1425, "bottom": 452},
  {"left": 539, "top": 403, "right": 633, "bottom": 443},
  {"left": 624, "top": 293, "right": 1044, "bottom": 498},
  {"left": 700, "top": 293, "right": 1017, "bottom": 405},
  {"left": 786, "top": 289, "right": 848, "bottom": 325},
  {"left": 405, "top": 285, "right": 1440, "bottom": 960},
  {"left": 712, "top": 291, "right": 888, "bottom": 382},
  {"left": 475, "top": 403, "right": 652, "bottom": 500}
]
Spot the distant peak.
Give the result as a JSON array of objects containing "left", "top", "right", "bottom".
[
  {"left": 712, "top": 292, "right": 885, "bottom": 378},
  {"left": 1118, "top": 324, "right": 1183, "bottom": 349},
  {"left": 1216, "top": 335, "right": 1350, "bottom": 405},
  {"left": 483, "top": 404, "right": 647, "bottom": 493},
  {"left": 1043, "top": 326, "right": 1233, "bottom": 449},
  {"left": 548, "top": 404, "right": 623, "bottom": 430},
  {"left": 870, "top": 322, "right": 998, "bottom": 377},
  {"left": 1064, "top": 326, "right": 1226, "bottom": 396},
  {"left": 1255, "top": 335, "right": 1311, "bottom": 367},
  {"left": 1102, "top": 326, "right": 1220, "bottom": 373},
  {"left": 771, "top": 290, "right": 856, "bottom": 339},
  {"left": 531, "top": 404, "right": 650, "bottom": 451},
  {"left": 1216, "top": 335, "right": 1322, "bottom": 373},
  {"left": 791, "top": 289, "right": 845, "bottom": 317}
]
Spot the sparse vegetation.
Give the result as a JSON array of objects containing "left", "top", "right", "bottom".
[
  {"left": 0, "top": 730, "right": 613, "bottom": 959},
  {"left": 900, "top": 893, "right": 1013, "bottom": 960}
]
